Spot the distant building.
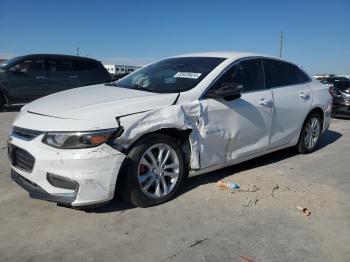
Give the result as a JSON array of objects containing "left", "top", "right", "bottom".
[
  {"left": 337, "top": 74, "right": 350, "bottom": 79},
  {"left": 314, "top": 74, "right": 350, "bottom": 80},
  {"left": 0, "top": 58, "right": 7, "bottom": 64},
  {"left": 103, "top": 64, "right": 142, "bottom": 75}
]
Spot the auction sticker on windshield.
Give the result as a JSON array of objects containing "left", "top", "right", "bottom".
[{"left": 174, "top": 72, "right": 202, "bottom": 79}]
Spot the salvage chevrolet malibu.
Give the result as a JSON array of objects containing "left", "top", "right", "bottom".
[{"left": 8, "top": 52, "right": 332, "bottom": 208}]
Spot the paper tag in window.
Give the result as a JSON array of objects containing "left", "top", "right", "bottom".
[{"left": 174, "top": 72, "right": 202, "bottom": 79}]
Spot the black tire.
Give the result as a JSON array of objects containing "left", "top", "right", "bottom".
[
  {"left": 0, "top": 92, "right": 6, "bottom": 112},
  {"left": 118, "top": 133, "right": 186, "bottom": 207},
  {"left": 296, "top": 112, "right": 322, "bottom": 154}
]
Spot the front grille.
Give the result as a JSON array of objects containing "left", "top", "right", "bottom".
[
  {"left": 9, "top": 145, "right": 35, "bottom": 172},
  {"left": 11, "top": 127, "right": 43, "bottom": 141}
]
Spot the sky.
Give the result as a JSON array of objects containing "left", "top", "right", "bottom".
[{"left": 1, "top": 0, "right": 349, "bottom": 74}]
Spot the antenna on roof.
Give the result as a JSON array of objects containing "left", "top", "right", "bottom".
[
  {"left": 76, "top": 47, "right": 80, "bottom": 56},
  {"left": 279, "top": 31, "right": 283, "bottom": 58}
]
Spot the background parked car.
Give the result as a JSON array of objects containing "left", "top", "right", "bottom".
[
  {"left": 110, "top": 72, "right": 129, "bottom": 81},
  {"left": 323, "top": 76, "right": 349, "bottom": 85},
  {"left": 0, "top": 54, "right": 111, "bottom": 110},
  {"left": 330, "top": 79, "right": 350, "bottom": 118}
]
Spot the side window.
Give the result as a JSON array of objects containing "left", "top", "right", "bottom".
[
  {"left": 45, "top": 59, "right": 58, "bottom": 72},
  {"left": 73, "top": 60, "right": 98, "bottom": 71},
  {"left": 14, "top": 58, "right": 44, "bottom": 73},
  {"left": 211, "top": 58, "right": 264, "bottom": 93},
  {"left": 45, "top": 58, "right": 73, "bottom": 72},
  {"left": 263, "top": 59, "right": 300, "bottom": 88},
  {"left": 297, "top": 69, "right": 311, "bottom": 83}
]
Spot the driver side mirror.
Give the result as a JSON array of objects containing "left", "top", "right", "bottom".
[{"left": 207, "top": 83, "right": 242, "bottom": 101}]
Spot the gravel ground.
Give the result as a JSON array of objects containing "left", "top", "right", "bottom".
[{"left": 0, "top": 111, "right": 349, "bottom": 262}]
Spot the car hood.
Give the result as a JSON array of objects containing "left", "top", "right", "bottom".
[{"left": 26, "top": 84, "right": 179, "bottom": 120}]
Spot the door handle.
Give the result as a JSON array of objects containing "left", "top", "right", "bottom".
[
  {"left": 35, "top": 76, "right": 46, "bottom": 79},
  {"left": 259, "top": 98, "right": 273, "bottom": 107},
  {"left": 69, "top": 75, "right": 78, "bottom": 78},
  {"left": 300, "top": 92, "right": 310, "bottom": 99}
]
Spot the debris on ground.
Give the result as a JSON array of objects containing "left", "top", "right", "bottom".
[
  {"left": 236, "top": 184, "right": 260, "bottom": 193},
  {"left": 217, "top": 180, "right": 240, "bottom": 190},
  {"left": 271, "top": 184, "right": 280, "bottom": 198},
  {"left": 296, "top": 206, "right": 311, "bottom": 216},
  {"left": 189, "top": 238, "right": 208, "bottom": 247},
  {"left": 239, "top": 255, "right": 256, "bottom": 262},
  {"left": 243, "top": 198, "right": 259, "bottom": 207}
]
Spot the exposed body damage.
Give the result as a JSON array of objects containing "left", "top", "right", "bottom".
[
  {"left": 9, "top": 134, "right": 125, "bottom": 206},
  {"left": 114, "top": 102, "right": 203, "bottom": 170},
  {"left": 115, "top": 93, "right": 276, "bottom": 172}
]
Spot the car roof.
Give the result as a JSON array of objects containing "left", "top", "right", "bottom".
[
  {"left": 174, "top": 51, "right": 283, "bottom": 61},
  {"left": 21, "top": 54, "right": 100, "bottom": 62},
  {"left": 173, "top": 51, "right": 307, "bottom": 71}
]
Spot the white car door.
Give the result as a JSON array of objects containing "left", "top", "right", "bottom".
[
  {"left": 263, "top": 58, "right": 312, "bottom": 147},
  {"left": 198, "top": 58, "right": 274, "bottom": 168}
]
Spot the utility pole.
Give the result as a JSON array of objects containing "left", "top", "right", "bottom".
[
  {"left": 76, "top": 47, "right": 80, "bottom": 56},
  {"left": 279, "top": 31, "right": 283, "bottom": 58}
]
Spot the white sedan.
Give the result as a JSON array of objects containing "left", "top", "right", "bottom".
[{"left": 8, "top": 52, "right": 332, "bottom": 207}]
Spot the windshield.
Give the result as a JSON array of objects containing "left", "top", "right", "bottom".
[
  {"left": 0, "top": 56, "right": 23, "bottom": 69},
  {"left": 114, "top": 57, "right": 226, "bottom": 93}
]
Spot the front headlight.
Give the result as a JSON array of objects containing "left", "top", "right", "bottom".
[{"left": 42, "top": 128, "right": 121, "bottom": 149}]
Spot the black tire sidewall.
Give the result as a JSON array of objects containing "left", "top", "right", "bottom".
[
  {"left": 123, "top": 134, "right": 186, "bottom": 207},
  {"left": 0, "top": 91, "right": 5, "bottom": 111},
  {"left": 298, "top": 113, "right": 322, "bottom": 154}
]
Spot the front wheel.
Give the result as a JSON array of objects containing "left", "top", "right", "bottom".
[
  {"left": 119, "top": 134, "right": 186, "bottom": 207},
  {"left": 297, "top": 113, "right": 322, "bottom": 154}
]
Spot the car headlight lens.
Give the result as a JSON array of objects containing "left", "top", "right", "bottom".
[{"left": 42, "top": 128, "right": 120, "bottom": 149}]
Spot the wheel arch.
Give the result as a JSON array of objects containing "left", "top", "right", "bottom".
[
  {"left": 307, "top": 106, "right": 324, "bottom": 128},
  {"left": 114, "top": 127, "right": 193, "bottom": 197},
  {"left": 123, "top": 127, "right": 193, "bottom": 165}
]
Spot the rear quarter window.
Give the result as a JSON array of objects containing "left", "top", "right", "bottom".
[
  {"left": 264, "top": 59, "right": 301, "bottom": 88},
  {"left": 297, "top": 69, "right": 311, "bottom": 83},
  {"left": 73, "top": 60, "right": 98, "bottom": 71}
]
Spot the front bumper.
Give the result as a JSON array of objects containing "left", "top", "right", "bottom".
[
  {"left": 9, "top": 133, "right": 125, "bottom": 207},
  {"left": 11, "top": 169, "right": 77, "bottom": 204}
]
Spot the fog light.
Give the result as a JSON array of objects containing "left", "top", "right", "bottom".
[{"left": 47, "top": 173, "right": 78, "bottom": 190}]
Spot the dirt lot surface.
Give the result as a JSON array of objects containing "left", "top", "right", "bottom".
[{"left": 0, "top": 112, "right": 349, "bottom": 262}]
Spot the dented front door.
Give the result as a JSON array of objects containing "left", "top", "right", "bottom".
[
  {"left": 197, "top": 58, "right": 273, "bottom": 168},
  {"left": 199, "top": 91, "right": 273, "bottom": 168}
]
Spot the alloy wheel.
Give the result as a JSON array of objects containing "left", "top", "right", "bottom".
[
  {"left": 137, "top": 143, "right": 180, "bottom": 199},
  {"left": 304, "top": 117, "right": 321, "bottom": 150}
]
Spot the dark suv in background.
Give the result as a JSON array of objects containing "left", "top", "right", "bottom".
[{"left": 0, "top": 54, "right": 111, "bottom": 109}]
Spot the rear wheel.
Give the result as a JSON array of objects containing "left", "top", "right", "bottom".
[
  {"left": 297, "top": 113, "right": 322, "bottom": 154},
  {"left": 119, "top": 134, "right": 186, "bottom": 207}
]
